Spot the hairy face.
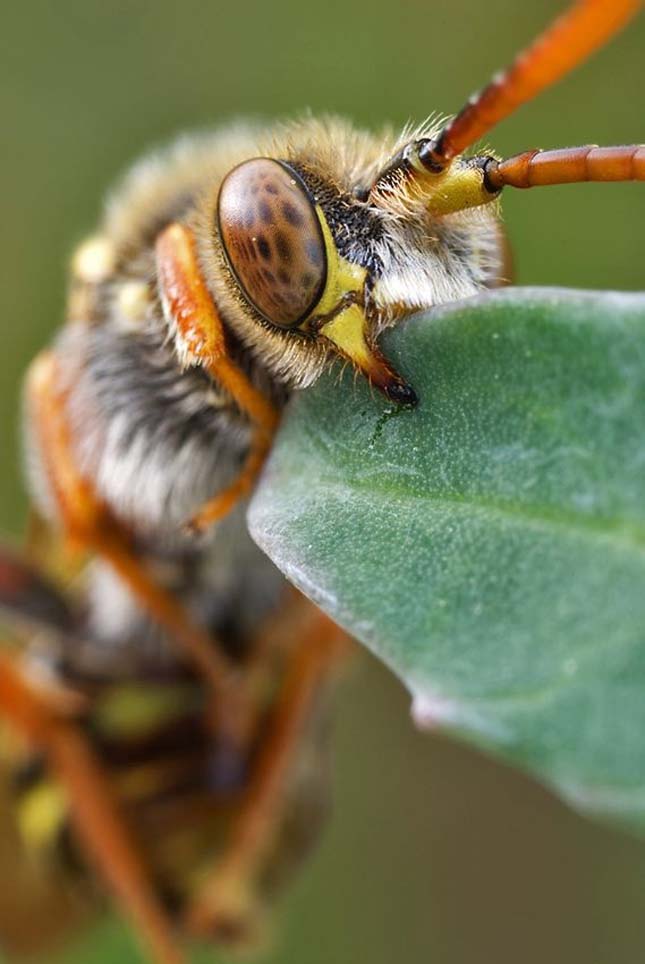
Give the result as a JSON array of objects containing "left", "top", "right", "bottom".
[{"left": 189, "top": 117, "right": 506, "bottom": 401}]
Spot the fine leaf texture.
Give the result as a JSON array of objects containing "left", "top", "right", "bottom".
[{"left": 248, "top": 288, "right": 645, "bottom": 830}]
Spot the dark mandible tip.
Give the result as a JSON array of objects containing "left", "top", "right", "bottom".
[{"left": 384, "top": 380, "right": 418, "bottom": 408}]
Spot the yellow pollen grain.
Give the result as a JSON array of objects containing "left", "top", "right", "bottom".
[
  {"left": 116, "top": 280, "right": 150, "bottom": 329},
  {"left": 72, "top": 235, "right": 117, "bottom": 283}
]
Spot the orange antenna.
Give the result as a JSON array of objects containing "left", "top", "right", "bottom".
[
  {"left": 484, "top": 144, "right": 645, "bottom": 190},
  {"left": 369, "top": 0, "right": 644, "bottom": 209},
  {"left": 433, "top": 0, "right": 642, "bottom": 164}
]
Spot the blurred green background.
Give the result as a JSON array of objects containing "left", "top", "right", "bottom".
[{"left": 2, "top": 1, "right": 645, "bottom": 962}]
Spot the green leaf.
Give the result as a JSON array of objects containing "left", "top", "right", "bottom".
[{"left": 248, "top": 288, "right": 645, "bottom": 831}]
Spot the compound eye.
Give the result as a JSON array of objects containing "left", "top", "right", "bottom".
[{"left": 217, "top": 158, "right": 327, "bottom": 328}]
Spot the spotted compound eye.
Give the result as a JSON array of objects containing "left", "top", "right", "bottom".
[{"left": 217, "top": 158, "right": 327, "bottom": 328}]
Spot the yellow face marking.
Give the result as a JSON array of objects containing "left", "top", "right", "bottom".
[
  {"left": 303, "top": 209, "right": 374, "bottom": 369},
  {"left": 296, "top": 201, "right": 415, "bottom": 404},
  {"left": 411, "top": 159, "right": 499, "bottom": 216},
  {"left": 319, "top": 303, "right": 373, "bottom": 367},
  {"left": 307, "top": 210, "right": 366, "bottom": 320}
]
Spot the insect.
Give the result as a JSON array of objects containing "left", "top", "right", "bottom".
[{"left": 0, "top": 0, "right": 643, "bottom": 961}]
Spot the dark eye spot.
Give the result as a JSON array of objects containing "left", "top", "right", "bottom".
[
  {"left": 256, "top": 235, "right": 271, "bottom": 261},
  {"left": 262, "top": 268, "right": 276, "bottom": 283},
  {"left": 282, "top": 200, "right": 305, "bottom": 227},
  {"left": 275, "top": 230, "right": 291, "bottom": 263},
  {"left": 264, "top": 181, "right": 279, "bottom": 195},
  {"left": 277, "top": 268, "right": 290, "bottom": 284},
  {"left": 258, "top": 200, "right": 273, "bottom": 225},
  {"left": 301, "top": 271, "right": 315, "bottom": 288},
  {"left": 306, "top": 239, "right": 324, "bottom": 267}
]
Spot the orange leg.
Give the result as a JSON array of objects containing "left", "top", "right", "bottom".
[
  {"left": 186, "top": 428, "right": 270, "bottom": 535},
  {"left": 185, "top": 607, "right": 349, "bottom": 938},
  {"left": 155, "top": 222, "right": 278, "bottom": 437},
  {"left": 26, "top": 352, "right": 237, "bottom": 716},
  {"left": 0, "top": 653, "right": 185, "bottom": 964},
  {"left": 155, "top": 223, "right": 279, "bottom": 533}
]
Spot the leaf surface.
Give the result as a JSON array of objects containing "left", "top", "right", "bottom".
[{"left": 249, "top": 288, "right": 645, "bottom": 828}]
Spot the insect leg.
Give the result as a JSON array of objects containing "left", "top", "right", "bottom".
[
  {"left": 25, "top": 351, "right": 237, "bottom": 709},
  {"left": 155, "top": 223, "right": 279, "bottom": 533},
  {"left": 185, "top": 607, "right": 348, "bottom": 939},
  {"left": 186, "top": 426, "right": 270, "bottom": 534},
  {"left": 0, "top": 653, "right": 185, "bottom": 964}
]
